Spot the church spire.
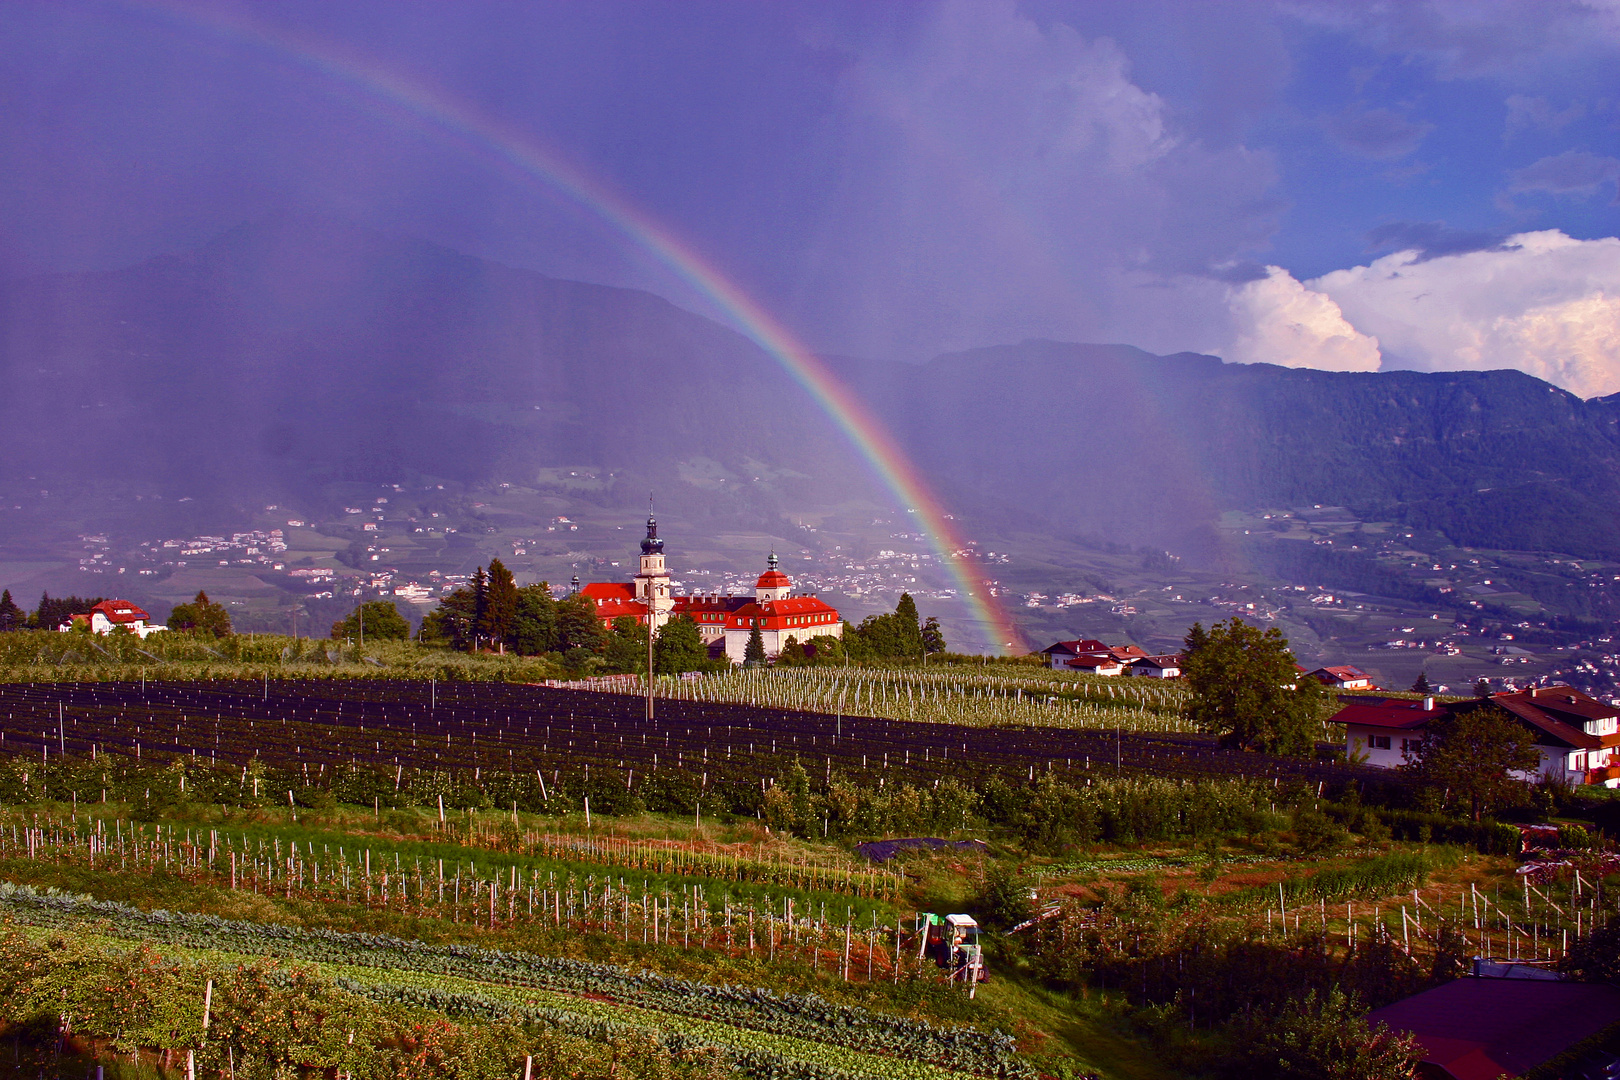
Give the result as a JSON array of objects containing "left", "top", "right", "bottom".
[{"left": 641, "top": 495, "right": 663, "bottom": 556}]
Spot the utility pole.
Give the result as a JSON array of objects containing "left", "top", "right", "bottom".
[{"left": 646, "top": 616, "right": 655, "bottom": 722}]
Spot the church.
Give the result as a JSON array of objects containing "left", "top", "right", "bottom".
[{"left": 574, "top": 513, "right": 843, "bottom": 664}]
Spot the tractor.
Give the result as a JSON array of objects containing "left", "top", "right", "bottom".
[{"left": 917, "top": 913, "right": 986, "bottom": 991}]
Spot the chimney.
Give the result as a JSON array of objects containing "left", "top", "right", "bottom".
[
  {"left": 1530, "top": 686, "right": 1538, "bottom": 698},
  {"left": 1423, "top": 696, "right": 1434, "bottom": 710}
]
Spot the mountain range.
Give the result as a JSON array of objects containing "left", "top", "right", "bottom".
[{"left": 4, "top": 211, "right": 1618, "bottom": 567}]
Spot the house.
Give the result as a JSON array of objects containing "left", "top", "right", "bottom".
[
  {"left": 1364, "top": 976, "right": 1620, "bottom": 1080},
  {"left": 59, "top": 600, "right": 166, "bottom": 640},
  {"left": 1130, "top": 654, "right": 1182, "bottom": 678},
  {"left": 1332, "top": 695, "right": 1446, "bottom": 770},
  {"left": 1106, "top": 644, "right": 1150, "bottom": 665},
  {"left": 1040, "top": 639, "right": 1106, "bottom": 669},
  {"left": 575, "top": 515, "right": 842, "bottom": 664},
  {"left": 1309, "top": 664, "right": 1379, "bottom": 690},
  {"left": 1328, "top": 685, "right": 1620, "bottom": 785},
  {"left": 1066, "top": 655, "right": 1124, "bottom": 676}
]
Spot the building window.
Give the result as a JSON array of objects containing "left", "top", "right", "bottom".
[
  {"left": 1370, "top": 735, "right": 1391, "bottom": 750},
  {"left": 1572, "top": 752, "right": 1587, "bottom": 772}
]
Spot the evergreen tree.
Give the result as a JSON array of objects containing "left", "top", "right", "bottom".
[
  {"left": 1410, "top": 671, "right": 1432, "bottom": 694},
  {"left": 894, "top": 592, "right": 925, "bottom": 657},
  {"left": 1181, "top": 618, "right": 1322, "bottom": 756},
  {"left": 469, "top": 566, "right": 489, "bottom": 645},
  {"left": 0, "top": 590, "right": 22, "bottom": 632},
  {"left": 1474, "top": 677, "right": 1493, "bottom": 698},
  {"left": 420, "top": 585, "right": 478, "bottom": 650},
  {"left": 744, "top": 624, "right": 766, "bottom": 666},
  {"left": 921, "top": 615, "right": 946, "bottom": 655},
  {"left": 331, "top": 600, "right": 411, "bottom": 641},
  {"left": 480, "top": 558, "right": 518, "bottom": 645},
  {"left": 32, "top": 592, "right": 105, "bottom": 631},
  {"left": 167, "top": 590, "right": 232, "bottom": 637},
  {"left": 653, "top": 615, "right": 709, "bottom": 674}
]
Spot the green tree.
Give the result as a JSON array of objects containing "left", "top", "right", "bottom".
[
  {"left": 167, "top": 590, "right": 232, "bottom": 637},
  {"left": 776, "top": 634, "right": 808, "bottom": 666},
  {"left": 653, "top": 615, "right": 709, "bottom": 674},
  {"left": 469, "top": 566, "right": 489, "bottom": 645},
  {"left": 1411, "top": 671, "right": 1432, "bottom": 694},
  {"left": 1561, "top": 920, "right": 1620, "bottom": 982},
  {"left": 744, "top": 624, "right": 766, "bottom": 666},
  {"left": 602, "top": 616, "right": 647, "bottom": 673},
  {"left": 1474, "top": 677, "right": 1492, "bottom": 698},
  {"left": 479, "top": 558, "right": 518, "bottom": 645},
  {"left": 420, "top": 586, "right": 477, "bottom": 650},
  {"left": 512, "top": 583, "right": 557, "bottom": 655},
  {"left": 331, "top": 600, "right": 411, "bottom": 641},
  {"left": 922, "top": 615, "right": 947, "bottom": 655},
  {"left": 1403, "top": 705, "right": 1538, "bottom": 820},
  {"left": 894, "top": 593, "right": 924, "bottom": 657},
  {"left": 0, "top": 590, "right": 22, "bottom": 632},
  {"left": 554, "top": 593, "right": 607, "bottom": 653},
  {"left": 1230, "top": 988, "right": 1421, "bottom": 1080},
  {"left": 1181, "top": 618, "right": 1322, "bottom": 755}
]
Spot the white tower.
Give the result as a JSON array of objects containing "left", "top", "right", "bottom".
[{"left": 634, "top": 511, "right": 674, "bottom": 629}]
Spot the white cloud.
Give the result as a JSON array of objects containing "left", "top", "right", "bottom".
[
  {"left": 1225, "top": 266, "right": 1382, "bottom": 371},
  {"left": 1266, "top": 230, "right": 1620, "bottom": 398}
]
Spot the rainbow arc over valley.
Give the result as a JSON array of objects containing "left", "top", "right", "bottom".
[{"left": 129, "top": 1, "right": 1024, "bottom": 652}]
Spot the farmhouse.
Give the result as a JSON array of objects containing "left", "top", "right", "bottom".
[
  {"left": 59, "top": 599, "right": 166, "bottom": 639},
  {"left": 1309, "top": 664, "right": 1379, "bottom": 690},
  {"left": 1329, "top": 685, "right": 1620, "bottom": 785},
  {"left": 1065, "top": 654, "right": 1124, "bottom": 676},
  {"left": 1040, "top": 639, "right": 1107, "bottom": 669},
  {"left": 576, "top": 514, "right": 842, "bottom": 664},
  {"left": 1130, "top": 654, "right": 1183, "bottom": 678}
]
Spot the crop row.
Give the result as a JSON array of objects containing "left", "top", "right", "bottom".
[
  {"left": 0, "top": 679, "right": 1371, "bottom": 799},
  {"left": 0, "top": 883, "right": 1031, "bottom": 1078}
]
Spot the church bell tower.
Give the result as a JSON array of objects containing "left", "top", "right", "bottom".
[{"left": 634, "top": 509, "right": 674, "bottom": 628}]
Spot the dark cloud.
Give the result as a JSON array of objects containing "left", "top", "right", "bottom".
[
  {"left": 1510, "top": 150, "right": 1620, "bottom": 195},
  {"left": 1364, "top": 221, "right": 1514, "bottom": 260},
  {"left": 1322, "top": 104, "right": 1435, "bottom": 160}
]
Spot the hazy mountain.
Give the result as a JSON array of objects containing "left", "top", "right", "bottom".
[
  {"left": 0, "top": 211, "right": 874, "bottom": 522},
  {"left": 831, "top": 341, "right": 1620, "bottom": 561},
  {"left": 4, "top": 216, "right": 1618, "bottom": 566}
]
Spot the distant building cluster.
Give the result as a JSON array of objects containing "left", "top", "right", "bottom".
[{"left": 575, "top": 515, "right": 843, "bottom": 663}]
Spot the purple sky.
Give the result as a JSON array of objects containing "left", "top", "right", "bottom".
[{"left": 4, "top": 1, "right": 1619, "bottom": 390}]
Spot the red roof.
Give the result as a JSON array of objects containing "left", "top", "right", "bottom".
[
  {"left": 1365, "top": 977, "right": 1620, "bottom": 1080},
  {"left": 593, "top": 598, "right": 649, "bottom": 623},
  {"left": 1313, "top": 665, "right": 1370, "bottom": 680},
  {"left": 89, "top": 600, "right": 150, "bottom": 624},
  {"left": 1042, "top": 639, "right": 1107, "bottom": 656},
  {"left": 725, "top": 596, "right": 840, "bottom": 632},
  {"left": 755, "top": 569, "right": 792, "bottom": 590},
  {"left": 580, "top": 582, "right": 636, "bottom": 604},
  {"left": 1132, "top": 654, "right": 1182, "bottom": 668},
  {"left": 1067, "top": 655, "right": 1123, "bottom": 670},
  {"left": 1491, "top": 685, "right": 1620, "bottom": 751},
  {"left": 1328, "top": 696, "right": 1446, "bottom": 731}
]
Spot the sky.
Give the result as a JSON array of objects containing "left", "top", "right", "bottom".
[{"left": 3, "top": 0, "right": 1619, "bottom": 393}]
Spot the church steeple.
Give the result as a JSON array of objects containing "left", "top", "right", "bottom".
[{"left": 634, "top": 499, "right": 673, "bottom": 627}]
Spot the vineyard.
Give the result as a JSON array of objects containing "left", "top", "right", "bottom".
[{"left": 0, "top": 678, "right": 1368, "bottom": 808}]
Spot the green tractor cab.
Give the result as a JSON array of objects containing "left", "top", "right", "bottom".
[{"left": 917, "top": 912, "right": 987, "bottom": 990}]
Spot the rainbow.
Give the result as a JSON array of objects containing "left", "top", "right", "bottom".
[{"left": 123, "top": 1, "right": 1024, "bottom": 652}]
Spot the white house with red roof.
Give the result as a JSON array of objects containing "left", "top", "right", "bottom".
[
  {"left": 1040, "top": 639, "right": 1106, "bottom": 669},
  {"left": 1309, "top": 664, "right": 1379, "bottom": 690},
  {"left": 60, "top": 600, "right": 166, "bottom": 639},
  {"left": 574, "top": 516, "right": 841, "bottom": 664},
  {"left": 1329, "top": 686, "right": 1620, "bottom": 784}
]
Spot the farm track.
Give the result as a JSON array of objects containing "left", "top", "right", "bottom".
[{"left": 0, "top": 679, "right": 1373, "bottom": 788}]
